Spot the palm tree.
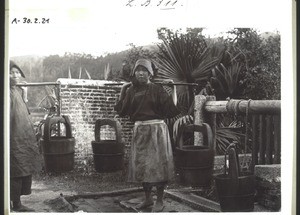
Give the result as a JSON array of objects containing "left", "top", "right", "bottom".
[
  {"left": 154, "top": 29, "right": 249, "bottom": 154},
  {"left": 154, "top": 32, "right": 225, "bottom": 113}
]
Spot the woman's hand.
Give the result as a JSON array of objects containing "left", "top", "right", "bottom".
[
  {"left": 119, "top": 82, "right": 132, "bottom": 101},
  {"left": 19, "top": 81, "right": 28, "bottom": 103},
  {"left": 172, "top": 85, "right": 177, "bottom": 106},
  {"left": 165, "top": 80, "right": 177, "bottom": 106}
]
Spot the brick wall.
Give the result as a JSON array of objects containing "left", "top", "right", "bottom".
[{"left": 57, "top": 78, "right": 134, "bottom": 171}]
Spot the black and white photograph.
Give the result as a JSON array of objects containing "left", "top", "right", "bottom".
[{"left": 4, "top": 0, "right": 295, "bottom": 214}]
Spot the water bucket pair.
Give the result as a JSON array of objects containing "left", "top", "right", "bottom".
[
  {"left": 214, "top": 144, "right": 255, "bottom": 212},
  {"left": 40, "top": 115, "right": 75, "bottom": 173},
  {"left": 91, "top": 119, "right": 124, "bottom": 172}
]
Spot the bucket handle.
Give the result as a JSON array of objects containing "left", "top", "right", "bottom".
[
  {"left": 224, "top": 143, "right": 240, "bottom": 193},
  {"left": 44, "top": 115, "right": 72, "bottom": 142},
  {"left": 224, "top": 143, "right": 241, "bottom": 175},
  {"left": 94, "top": 119, "right": 121, "bottom": 143},
  {"left": 176, "top": 123, "right": 213, "bottom": 149}
]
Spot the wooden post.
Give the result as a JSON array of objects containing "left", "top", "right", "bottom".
[
  {"left": 194, "top": 95, "right": 206, "bottom": 146},
  {"left": 273, "top": 115, "right": 281, "bottom": 164},
  {"left": 251, "top": 115, "right": 258, "bottom": 171},
  {"left": 265, "top": 115, "right": 272, "bottom": 164},
  {"left": 57, "top": 83, "right": 61, "bottom": 136},
  {"left": 206, "top": 96, "right": 216, "bottom": 151},
  {"left": 258, "top": 115, "right": 266, "bottom": 164}
]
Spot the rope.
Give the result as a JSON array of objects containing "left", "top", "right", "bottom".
[
  {"left": 226, "top": 99, "right": 252, "bottom": 170},
  {"left": 226, "top": 99, "right": 243, "bottom": 115}
]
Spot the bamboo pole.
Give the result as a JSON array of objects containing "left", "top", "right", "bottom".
[
  {"left": 204, "top": 100, "right": 280, "bottom": 114},
  {"left": 16, "top": 82, "right": 60, "bottom": 86},
  {"left": 204, "top": 101, "right": 227, "bottom": 113}
]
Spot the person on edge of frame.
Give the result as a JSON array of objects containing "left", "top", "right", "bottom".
[
  {"left": 9, "top": 60, "right": 42, "bottom": 212},
  {"left": 115, "top": 58, "right": 180, "bottom": 212}
]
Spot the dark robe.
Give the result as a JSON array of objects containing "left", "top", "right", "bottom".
[
  {"left": 115, "top": 82, "right": 180, "bottom": 121},
  {"left": 10, "top": 86, "right": 41, "bottom": 177}
]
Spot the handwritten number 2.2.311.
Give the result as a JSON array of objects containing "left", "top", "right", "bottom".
[
  {"left": 126, "top": 0, "right": 179, "bottom": 7},
  {"left": 11, "top": 18, "right": 50, "bottom": 24}
]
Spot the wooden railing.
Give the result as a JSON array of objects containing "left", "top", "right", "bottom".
[
  {"left": 250, "top": 114, "right": 281, "bottom": 165},
  {"left": 194, "top": 96, "right": 281, "bottom": 170}
]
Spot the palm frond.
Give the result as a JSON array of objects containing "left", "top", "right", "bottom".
[
  {"left": 212, "top": 62, "right": 242, "bottom": 98},
  {"left": 216, "top": 127, "right": 245, "bottom": 154},
  {"left": 173, "top": 115, "right": 194, "bottom": 145},
  {"left": 155, "top": 33, "right": 225, "bottom": 111}
]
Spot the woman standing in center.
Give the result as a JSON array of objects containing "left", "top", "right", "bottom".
[{"left": 115, "top": 59, "right": 180, "bottom": 212}]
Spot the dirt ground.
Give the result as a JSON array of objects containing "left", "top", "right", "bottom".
[
  {"left": 19, "top": 168, "right": 136, "bottom": 212},
  {"left": 16, "top": 166, "right": 192, "bottom": 213},
  {"left": 13, "top": 167, "right": 270, "bottom": 213},
  {"left": 33, "top": 167, "right": 134, "bottom": 194}
]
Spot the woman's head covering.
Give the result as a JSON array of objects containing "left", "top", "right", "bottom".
[
  {"left": 131, "top": 59, "right": 155, "bottom": 77},
  {"left": 10, "top": 60, "right": 25, "bottom": 78}
]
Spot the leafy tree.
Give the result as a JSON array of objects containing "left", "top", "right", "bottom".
[
  {"left": 42, "top": 52, "right": 128, "bottom": 81},
  {"left": 42, "top": 55, "right": 64, "bottom": 81},
  {"left": 207, "top": 28, "right": 280, "bottom": 155},
  {"left": 223, "top": 28, "right": 280, "bottom": 100}
]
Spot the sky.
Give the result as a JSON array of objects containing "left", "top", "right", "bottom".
[{"left": 7, "top": 0, "right": 282, "bottom": 57}]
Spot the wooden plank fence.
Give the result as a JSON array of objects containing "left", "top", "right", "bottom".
[
  {"left": 251, "top": 114, "right": 281, "bottom": 165},
  {"left": 195, "top": 96, "right": 281, "bottom": 171}
]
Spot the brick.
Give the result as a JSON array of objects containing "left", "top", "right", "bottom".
[{"left": 60, "top": 81, "right": 131, "bottom": 172}]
